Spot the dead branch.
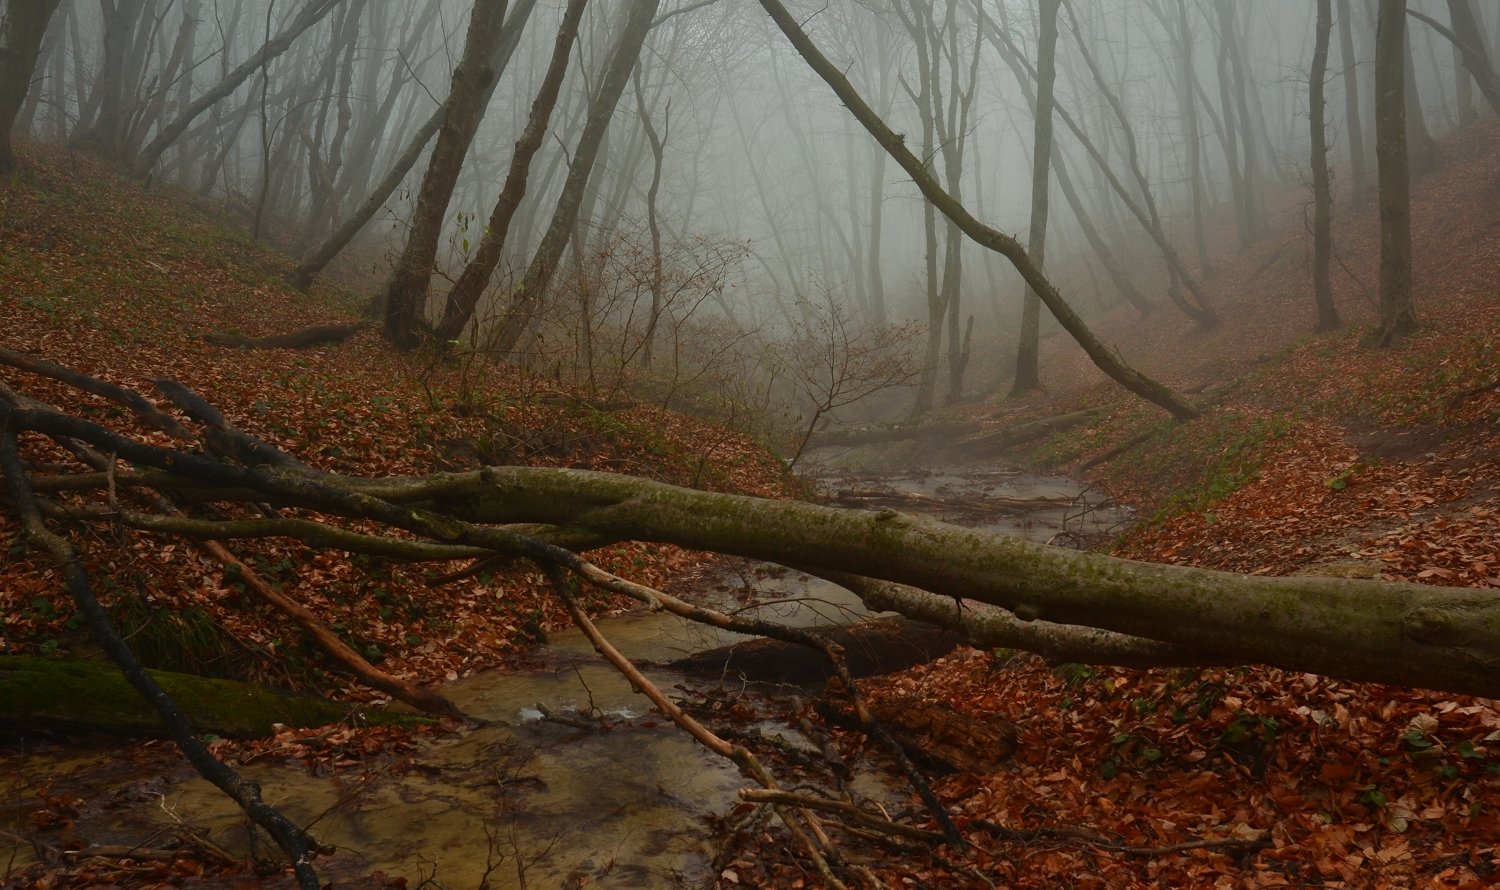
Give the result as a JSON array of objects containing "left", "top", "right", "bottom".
[
  {"left": 203, "top": 321, "right": 369, "bottom": 350},
  {"left": 540, "top": 563, "right": 851, "bottom": 890},
  {"left": 0, "top": 347, "right": 192, "bottom": 439},
  {"left": 972, "top": 817, "right": 1271, "bottom": 858},
  {"left": 153, "top": 378, "right": 316, "bottom": 473},
  {"left": 739, "top": 789, "right": 946, "bottom": 844},
  {"left": 0, "top": 431, "right": 326, "bottom": 890}
]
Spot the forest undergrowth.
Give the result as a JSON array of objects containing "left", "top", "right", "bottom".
[{"left": 2, "top": 123, "right": 1500, "bottom": 889}]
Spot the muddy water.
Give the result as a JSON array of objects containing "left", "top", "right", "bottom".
[{"left": 2, "top": 469, "right": 1113, "bottom": 886}]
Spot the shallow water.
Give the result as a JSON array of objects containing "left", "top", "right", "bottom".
[{"left": 1, "top": 469, "right": 1114, "bottom": 886}]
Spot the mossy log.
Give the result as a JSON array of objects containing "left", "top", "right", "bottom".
[
  {"left": 355, "top": 465, "right": 1500, "bottom": 698},
  {"left": 0, "top": 656, "right": 430, "bottom": 737}
]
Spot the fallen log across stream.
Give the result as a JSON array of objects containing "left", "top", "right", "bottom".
[
  {"left": 8, "top": 392, "right": 1500, "bottom": 698},
  {"left": 6, "top": 354, "right": 1500, "bottom": 885}
]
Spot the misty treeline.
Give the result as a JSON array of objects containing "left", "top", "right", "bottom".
[{"left": 3, "top": 0, "right": 1495, "bottom": 434}]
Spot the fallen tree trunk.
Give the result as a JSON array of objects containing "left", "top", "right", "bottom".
[
  {"left": 0, "top": 656, "right": 430, "bottom": 737},
  {"left": 670, "top": 616, "right": 965, "bottom": 684},
  {"left": 807, "top": 419, "right": 982, "bottom": 448},
  {"left": 950, "top": 406, "right": 1104, "bottom": 460},
  {"left": 203, "top": 321, "right": 368, "bottom": 349},
  {"left": 7, "top": 398, "right": 1500, "bottom": 698},
  {"left": 359, "top": 466, "right": 1500, "bottom": 698}
]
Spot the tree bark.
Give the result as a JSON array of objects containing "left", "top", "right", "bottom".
[
  {"left": 1011, "top": 0, "right": 1059, "bottom": 397},
  {"left": 487, "top": 0, "right": 662, "bottom": 358},
  {"left": 378, "top": 0, "right": 510, "bottom": 349},
  {"left": 1311, "top": 0, "right": 1341, "bottom": 332},
  {"left": 0, "top": 0, "right": 62, "bottom": 175},
  {"left": 760, "top": 0, "right": 1199, "bottom": 421},
  {"left": 434, "top": 0, "right": 589, "bottom": 342},
  {"left": 1374, "top": 0, "right": 1417, "bottom": 346}
]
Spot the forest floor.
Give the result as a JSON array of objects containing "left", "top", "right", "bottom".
[{"left": 1, "top": 114, "right": 1498, "bottom": 889}]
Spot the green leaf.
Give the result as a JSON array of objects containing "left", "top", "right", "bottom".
[{"left": 1402, "top": 728, "right": 1433, "bottom": 749}]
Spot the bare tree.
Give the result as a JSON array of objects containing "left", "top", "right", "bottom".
[
  {"left": 378, "top": 0, "right": 511, "bottom": 348},
  {"left": 1010, "top": 0, "right": 1060, "bottom": 398},
  {"left": 131, "top": 0, "right": 344, "bottom": 176},
  {"left": 435, "top": 0, "right": 590, "bottom": 342},
  {"left": 1373, "top": 0, "right": 1416, "bottom": 346},
  {"left": 488, "top": 0, "right": 662, "bottom": 358},
  {"left": 0, "top": 0, "right": 62, "bottom": 175},
  {"left": 758, "top": 0, "right": 1199, "bottom": 421},
  {"left": 1311, "top": 0, "right": 1341, "bottom": 333}
]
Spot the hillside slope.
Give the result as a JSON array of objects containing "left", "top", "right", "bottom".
[{"left": 0, "top": 145, "right": 791, "bottom": 691}]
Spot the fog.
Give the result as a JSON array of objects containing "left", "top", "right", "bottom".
[{"left": 8, "top": 0, "right": 1491, "bottom": 422}]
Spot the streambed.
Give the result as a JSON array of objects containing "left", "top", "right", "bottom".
[{"left": 1, "top": 468, "right": 1117, "bottom": 887}]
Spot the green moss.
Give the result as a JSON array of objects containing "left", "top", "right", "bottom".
[{"left": 0, "top": 656, "right": 431, "bottom": 738}]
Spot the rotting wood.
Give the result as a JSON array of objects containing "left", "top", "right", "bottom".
[{"left": 670, "top": 617, "right": 965, "bottom": 685}]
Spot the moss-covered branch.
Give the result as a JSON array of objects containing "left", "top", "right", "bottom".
[{"left": 0, "top": 656, "right": 430, "bottom": 737}]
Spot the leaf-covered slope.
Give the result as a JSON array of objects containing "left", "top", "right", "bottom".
[{"left": 0, "top": 144, "right": 791, "bottom": 691}]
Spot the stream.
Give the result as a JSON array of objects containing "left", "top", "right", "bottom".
[{"left": 1, "top": 468, "right": 1120, "bottom": 887}]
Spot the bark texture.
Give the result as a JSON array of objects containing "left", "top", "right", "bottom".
[
  {"left": 0, "top": 0, "right": 61, "bottom": 175},
  {"left": 1311, "top": 0, "right": 1341, "bottom": 332},
  {"left": 1374, "top": 0, "right": 1417, "bottom": 346}
]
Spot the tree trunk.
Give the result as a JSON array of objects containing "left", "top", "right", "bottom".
[
  {"left": 435, "top": 0, "right": 589, "bottom": 342},
  {"left": 1405, "top": 3, "right": 1500, "bottom": 117},
  {"left": 1311, "top": 0, "right": 1341, "bottom": 332},
  {"left": 979, "top": 8, "right": 1215, "bottom": 329},
  {"left": 1062, "top": 0, "right": 1216, "bottom": 324},
  {"left": 13, "top": 383, "right": 1500, "bottom": 701},
  {"left": 0, "top": 0, "right": 62, "bottom": 175},
  {"left": 1338, "top": 0, "right": 1370, "bottom": 206},
  {"left": 488, "top": 0, "right": 662, "bottom": 358},
  {"left": 1011, "top": 0, "right": 1059, "bottom": 398},
  {"left": 1403, "top": 23, "right": 1438, "bottom": 175},
  {"left": 1373, "top": 0, "right": 1417, "bottom": 345},
  {"left": 378, "top": 0, "right": 510, "bottom": 349},
  {"left": 632, "top": 72, "right": 667, "bottom": 370},
  {"left": 1175, "top": 0, "right": 1214, "bottom": 276}
]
